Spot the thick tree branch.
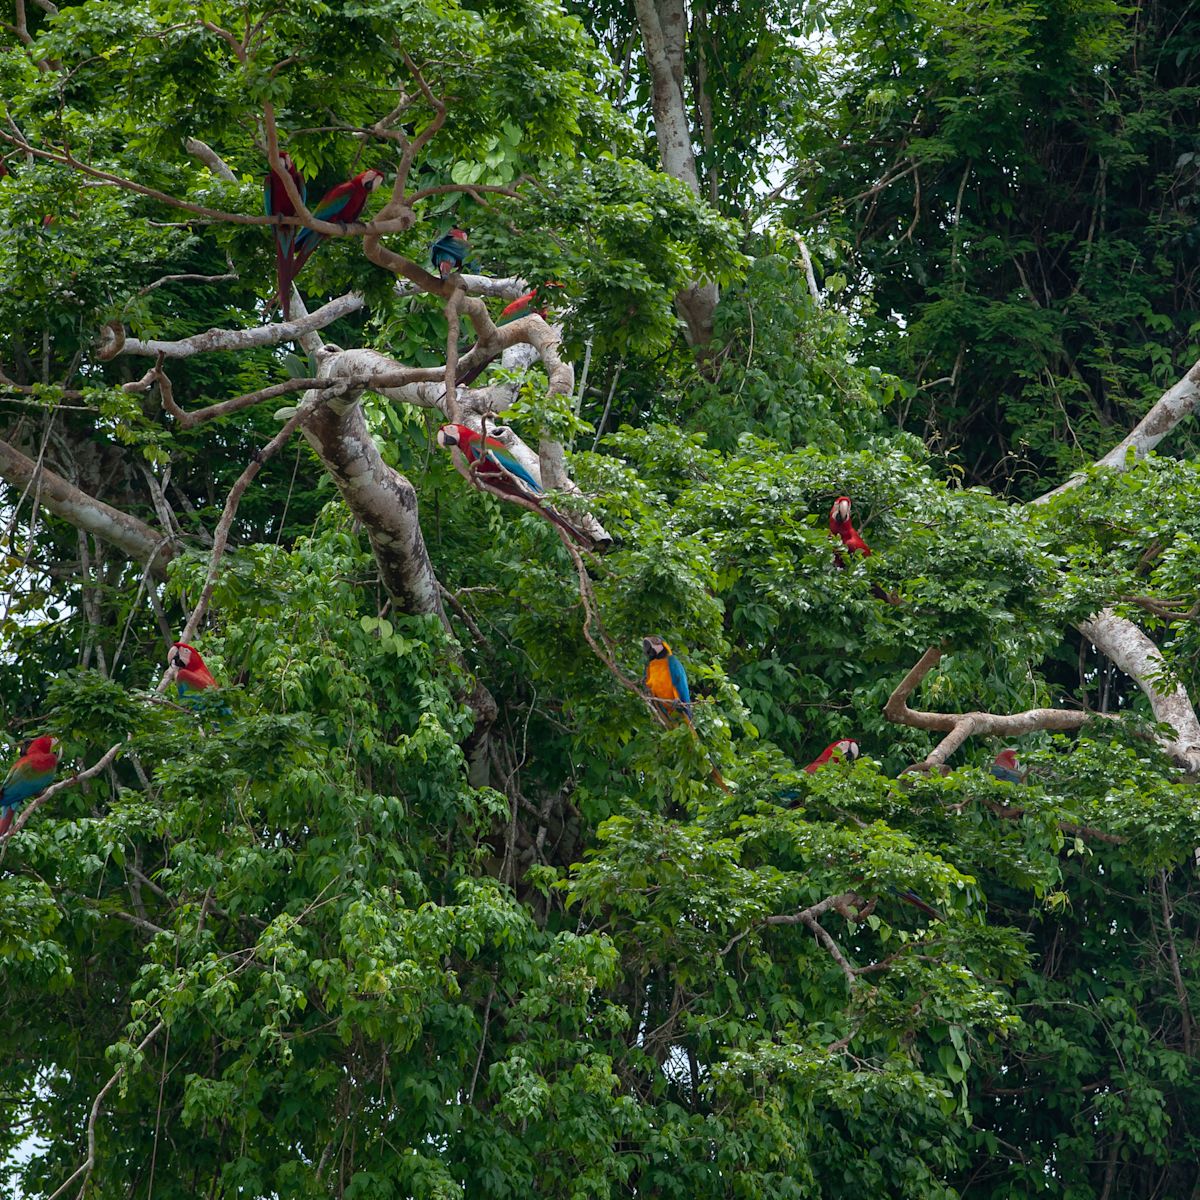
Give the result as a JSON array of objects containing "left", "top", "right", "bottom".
[
  {"left": 99, "top": 294, "right": 367, "bottom": 360},
  {"left": 0, "top": 438, "right": 173, "bottom": 575}
]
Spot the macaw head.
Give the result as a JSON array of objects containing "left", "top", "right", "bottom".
[
  {"left": 831, "top": 496, "right": 853, "bottom": 525},
  {"left": 994, "top": 748, "right": 1021, "bottom": 771},
  {"left": 360, "top": 169, "right": 387, "bottom": 192},
  {"left": 25, "top": 735, "right": 60, "bottom": 758},
  {"left": 170, "top": 641, "right": 204, "bottom": 672},
  {"left": 834, "top": 739, "right": 860, "bottom": 761},
  {"left": 642, "top": 636, "right": 671, "bottom": 660},
  {"left": 436, "top": 424, "right": 478, "bottom": 452},
  {"left": 449, "top": 226, "right": 468, "bottom": 242}
]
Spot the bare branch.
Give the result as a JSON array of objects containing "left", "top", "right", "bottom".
[
  {"left": 45, "top": 1021, "right": 165, "bottom": 1200},
  {"left": 1037, "top": 357, "right": 1200, "bottom": 503},
  {"left": 100, "top": 293, "right": 366, "bottom": 360},
  {"left": 0, "top": 438, "right": 174, "bottom": 574},
  {"left": 884, "top": 647, "right": 1095, "bottom": 769},
  {"left": 184, "top": 138, "right": 237, "bottom": 182}
]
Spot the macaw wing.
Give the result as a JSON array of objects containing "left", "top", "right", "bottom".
[
  {"left": 483, "top": 443, "right": 543, "bottom": 496},
  {"left": 1, "top": 761, "right": 53, "bottom": 805},
  {"left": 310, "top": 182, "right": 356, "bottom": 223},
  {"left": 668, "top": 655, "right": 691, "bottom": 708}
]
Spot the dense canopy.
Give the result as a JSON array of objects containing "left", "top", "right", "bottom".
[{"left": 2, "top": 1, "right": 1200, "bottom": 1198}]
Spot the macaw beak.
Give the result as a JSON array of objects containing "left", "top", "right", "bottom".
[
  {"left": 48, "top": 737, "right": 61, "bottom": 754},
  {"left": 846, "top": 741, "right": 860, "bottom": 760},
  {"left": 436, "top": 426, "right": 459, "bottom": 449},
  {"left": 642, "top": 636, "right": 663, "bottom": 659},
  {"left": 833, "top": 499, "right": 851, "bottom": 522}
]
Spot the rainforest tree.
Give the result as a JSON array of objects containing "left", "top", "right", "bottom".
[{"left": 2, "top": 2, "right": 1200, "bottom": 1199}]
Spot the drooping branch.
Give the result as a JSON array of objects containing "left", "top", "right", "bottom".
[{"left": 0, "top": 438, "right": 174, "bottom": 575}]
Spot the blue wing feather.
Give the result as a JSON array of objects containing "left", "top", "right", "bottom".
[
  {"left": 484, "top": 443, "right": 543, "bottom": 494},
  {"left": 668, "top": 654, "right": 691, "bottom": 711}
]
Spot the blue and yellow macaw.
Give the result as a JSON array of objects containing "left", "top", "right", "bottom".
[
  {"left": 642, "top": 636, "right": 693, "bottom": 725},
  {"left": 0, "top": 735, "right": 60, "bottom": 837}
]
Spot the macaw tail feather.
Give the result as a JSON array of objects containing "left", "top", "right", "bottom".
[
  {"left": 0, "top": 808, "right": 12, "bottom": 837},
  {"left": 892, "top": 888, "right": 944, "bottom": 921},
  {"left": 543, "top": 503, "right": 597, "bottom": 550}
]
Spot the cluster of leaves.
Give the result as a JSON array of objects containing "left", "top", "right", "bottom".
[{"left": 789, "top": 0, "right": 1200, "bottom": 490}]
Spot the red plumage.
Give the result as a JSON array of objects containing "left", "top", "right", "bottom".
[
  {"left": 170, "top": 641, "right": 218, "bottom": 692},
  {"left": 829, "top": 496, "right": 871, "bottom": 563},
  {"left": 804, "top": 738, "right": 860, "bottom": 773},
  {"left": 266, "top": 152, "right": 306, "bottom": 320}
]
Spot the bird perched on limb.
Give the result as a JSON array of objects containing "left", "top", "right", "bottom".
[
  {"left": 642, "top": 636, "right": 731, "bottom": 792},
  {"left": 0, "top": 736, "right": 60, "bottom": 837},
  {"left": 990, "top": 748, "right": 1026, "bottom": 784},
  {"left": 435, "top": 422, "right": 594, "bottom": 548},
  {"left": 828, "top": 496, "right": 899, "bottom": 604},
  {"left": 805, "top": 738, "right": 860, "bottom": 773}
]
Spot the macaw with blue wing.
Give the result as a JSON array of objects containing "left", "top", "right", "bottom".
[
  {"left": 169, "top": 642, "right": 231, "bottom": 720},
  {"left": 436, "top": 423, "right": 591, "bottom": 546},
  {"left": 281, "top": 168, "right": 385, "bottom": 309},
  {"left": 264, "top": 152, "right": 306, "bottom": 319},
  {"left": 642, "top": 636, "right": 692, "bottom": 725},
  {"left": 0, "top": 735, "right": 61, "bottom": 837}
]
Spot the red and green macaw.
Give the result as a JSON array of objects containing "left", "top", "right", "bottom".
[
  {"left": 990, "top": 748, "right": 1026, "bottom": 784},
  {"left": 278, "top": 168, "right": 386, "bottom": 313},
  {"left": 264, "top": 152, "right": 307, "bottom": 319},
  {"left": 0, "top": 735, "right": 60, "bottom": 837},
  {"left": 436, "top": 423, "right": 591, "bottom": 545},
  {"left": 642, "top": 636, "right": 693, "bottom": 725},
  {"left": 168, "top": 641, "right": 232, "bottom": 720},
  {"left": 431, "top": 228, "right": 470, "bottom": 279},
  {"left": 805, "top": 738, "right": 860, "bottom": 773}
]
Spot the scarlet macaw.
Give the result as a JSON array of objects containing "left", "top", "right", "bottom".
[
  {"left": 430, "top": 228, "right": 470, "bottom": 279},
  {"left": 435, "top": 423, "right": 591, "bottom": 546},
  {"left": 990, "top": 748, "right": 1026, "bottom": 784},
  {"left": 829, "top": 496, "right": 871, "bottom": 565},
  {"left": 828, "top": 496, "right": 899, "bottom": 604},
  {"left": 0, "top": 735, "right": 60, "bottom": 837},
  {"left": 264, "top": 152, "right": 307, "bottom": 319},
  {"left": 286, "top": 168, "right": 386, "bottom": 302},
  {"left": 642, "top": 636, "right": 692, "bottom": 725},
  {"left": 804, "top": 739, "right": 860, "bottom": 773}
]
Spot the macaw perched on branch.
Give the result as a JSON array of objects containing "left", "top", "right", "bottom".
[
  {"left": 435, "top": 423, "right": 592, "bottom": 547},
  {"left": 990, "top": 748, "right": 1026, "bottom": 784},
  {"left": 431, "top": 228, "right": 470, "bottom": 279},
  {"left": 828, "top": 496, "right": 899, "bottom": 604},
  {"left": 0, "top": 735, "right": 60, "bottom": 837},
  {"left": 642, "top": 636, "right": 731, "bottom": 791},
  {"left": 804, "top": 738, "right": 860, "bottom": 773},
  {"left": 282, "top": 168, "right": 386, "bottom": 307},
  {"left": 264, "top": 152, "right": 306, "bottom": 319},
  {"left": 168, "top": 642, "right": 231, "bottom": 720},
  {"left": 828, "top": 496, "right": 871, "bottom": 565},
  {"left": 642, "top": 636, "right": 693, "bottom": 725}
]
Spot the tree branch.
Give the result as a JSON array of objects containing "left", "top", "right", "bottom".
[{"left": 0, "top": 438, "right": 174, "bottom": 574}]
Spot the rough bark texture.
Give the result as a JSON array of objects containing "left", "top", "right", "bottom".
[
  {"left": 631, "top": 0, "right": 718, "bottom": 349},
  {"left": 1079, "top": 609, "right": 1200, "bottom": 771},
  {"left": 300, "top": 360, "right": 444, "bottom": 619},
  {"left": 0, "top": 437, "right": 173, "bottom": 575}
]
